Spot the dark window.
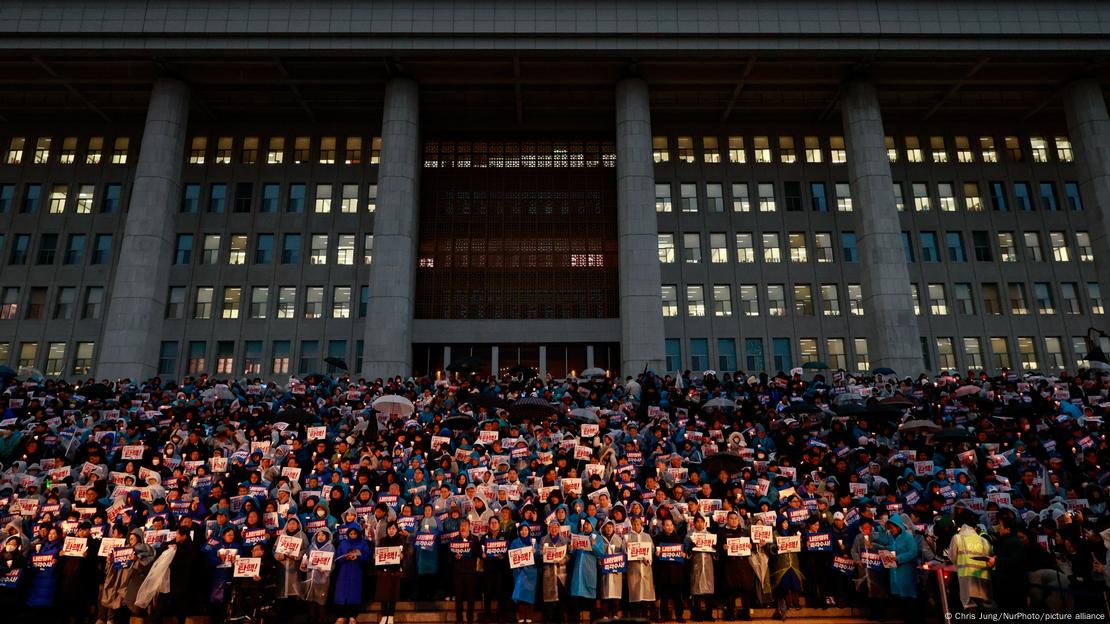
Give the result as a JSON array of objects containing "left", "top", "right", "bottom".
[
  {"left": 261, "top": 183, "right": 279, "bottom": 213},
  {"left": 783, "top": 181, "right": 803, "bottom": 211},
  {"left": 10, "top": 234, "right": 29, "bottom": 264},
  {"left": 972, "top": 231, "right": 993, "bottom": 261},
  {"left": 1065, "top": 182, "right": 1082, "bottom": 211},
  {"left": 22, "top": 184, "right": 40, "bottom": 213},
  {"left": 989, "top": 182, "right": 1008, "bottom": 211},
  {"left": 208, "top": 183, "right": 227, "bottom": 213},
  {"left": 946, "top": 232, "right": 965, "bottom": 262},
  {"left": 181, "top": 184, "right": 200, "bottom": 213},
  {"left": 37, "top": 234, "right": 58, "bottom": 265},
  {"left": 234, "top": 182, "right": 253, "bottom": 212},
  {"left": 1040, "top": 182, "right": 1059, "bottom": 211},
  {"left": 174, "top": 234, "right": 193, "bottom": 264},
  {"left": 64, "top": 234, "right": 85, "bottom": 265},
  {"left": 255, "top": 234, "right": 274, "bottom": 264},
  {"left": 101, "top": 183, "right": 121, "bottom": 213},
  {"left": 92, "top": 234, "right": 113, "bottom": 264},
  {"left": 902, "top": 232, "right": 915, "bottom": 263},
  {"left": 0, "top": 184, "right": 13, "bottom": 213},
  {"left": 1013, "top": 182, "right": 1032, "bottom": 211},
  {"left": 281, "top": 234, "right": 300, "bottom": 264},
  {"left": 810, "top": 182, "right": 828, "bottom": 212},
  {"left": 287, "top": 183, "right": 306, "bottom": 213},
  {"left": 841, "top": 232, "right": 858, "bottom": 262}
]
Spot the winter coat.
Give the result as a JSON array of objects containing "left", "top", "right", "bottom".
[
  {"left": 886, "top": 515, "right": 919, "bottom": 598},
  {"left": 568, "top": 530, "right": 604, "bottom": 599},
  {"left": 414, "top": 516, "right": 439, "bottom": 575},
  {"left": 333, "top": 530, "right": 370, "bottom": 605},
  {"left": 598, "top": 533, "right": 624, "bottom": 600},
  {"left": 717, "top": 525, "right": 757, "bottom": 590},
  {"left": 273, "top": 527, "right": 308, "bottom": 599},
  {"left": 625, "top": 529, "right": 655, "bottom": 602},
  {"left": 652, "top": 530, "right": 686, "bottom": 589},
  {"left": 375, "top": 532, "right": 406, "bottom": 602},
  {"left": 24, "top": 538, "right": 61, "bottom": 608},
  {"left": 0, "top": 542, "right": 27, "bottom": 609}
]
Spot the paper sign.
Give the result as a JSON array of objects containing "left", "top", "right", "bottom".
[
  {"left": 601, "top": 553, "right": 626, "bottom": 573},
  {"left": 751, "top": 525, "right": 773, "bottom": 544},
  {"left": 98, "top": 537, "right": 125, "bottom": 557},
  {"left": 542, "top": 544, "right": 567, "bottom": 563},
  {"left": 31, "top": 554, "right": 56, "bottom": 569},
  {"left": 776, "top": 535, "right": 801, "bottom": 553},
  {"left": 574, "top": 445, "right": 593, "bottom": 461},
  {"left": 275, "top": 535, "right": 303, "bottom": 558},
  {"left": 656, "top": 543, "right": 684, "bottom": 562},
  {"left": 234, "top": 557, "right": 261, "bottom": 578},
  {"left": 478, "top": 430, "right": 499, "bottom": 445},
  {"left": 914, "top": 461, "right": 934, "bottom": 477},
  {"left": 879, "top": 550, "right": 897, "bottom": 569},
  {"left": 414, "top": 533, "right": 437, "bottom": 551},
  {"left": 849, "top": 482, "right": 868, "bottom": 497},
  {"left": 121, "top": 445, "right": 144, "bottom": 460},
  {"left": 725, "top": 536, "right": 751, "bottom": 557},
  {"left": 308, "top": 549, "right": 333, "bottom": 571},
  {"left": 806, "top": 532, "right": 832, "bottom": 551},
  {"left": 306, "top": 426, "right": 327, "bottom": 441},
  {"left": 375, "top": 545, "right": 403, "bottom": 566},
  {"left": 627, "top": 541, "right": 651, "bottom": 562},
  {"left": 690, "top": 532, "right": 717, "bottom": 552},
  {"left": 483, "top": 539, "right": 507, "bottom": 558},
  {"left": 580, "top": 423, "right": 599, "bottom": 438},
  {"left": 508, "top": 546, "right": 535, "bottom": 569},
  {"left": 571, "top": 534, "right": 591, "bottom": 551},
  {"left": 62, "top": 536, "right": 88, "bottom": 557}
]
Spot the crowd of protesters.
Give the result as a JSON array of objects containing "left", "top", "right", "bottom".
[{"left": 0, "top": 362, "right": 1107, "bottom": 624}]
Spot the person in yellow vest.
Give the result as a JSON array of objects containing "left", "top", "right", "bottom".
[{"left": 945, "top": 515, "right": 996, "bottom": 611}]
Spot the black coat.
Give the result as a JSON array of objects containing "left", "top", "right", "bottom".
[{"left": 717, "top": 525, "right": 757, "bottom": 589}]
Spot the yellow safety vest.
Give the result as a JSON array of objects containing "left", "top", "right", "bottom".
[{"left": 954, "top": 531, "right": 990, "bottom": 580}]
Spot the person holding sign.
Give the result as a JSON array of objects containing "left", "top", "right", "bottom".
[
  {"left": 597, "top": 520, "right": 624, "bottom": 619},
  {"left": 624, "top": 515, "right": 655, "bottom": 619},
  {"left": 333, "top": 525, "right": 371, "bottom": 624},
  {"left": 685, "top": 514, "right": 716, "bottom": 620},
  {"left": 228, "top": 542, "right": 277, "bottom": 622},
  {"left": 0, "top": 532, "right": 27, "bottom": 611},
  {"left": 413, "top": 503, "right": 440, "bottom": 601},
  {"left": 480, "top": 516, "right": 512, "bottom": 624},
  {"left": 567, "top": 518, "right": 604, "bottom": 621},
  {"left": 23, "top": 525, "right": 62, "bottom": 620},
  {"left": 652, "top": 516, "right": 686, "bottom": 621},
  {"left": 883, "top": 514, "right": 921, "bottom": 624},
  {"left": 770, "top": 516, "right": 804, "bottom": 620},
  {"left": 508, "top": 523, "right": 539, "bottom": 624},
  {"left": 850, "top": 518, "right": 891, "bottom": 621},
  {"left": 801, "top": 516, "right": 833, "bottom": 610},
  {"left": 273, "top": 515, "right": 308, "bottom": 616},
  {"left": 300, "top": 527, "right": 335, "bottom": 624},
  {"left": 375, "top": 521, "right": 406, "bottom": 624},
  {"left": 538, "top": 519, "right": 569, "bottom": 624},
  {"left": 718, "top": 510, "right": 757, "bottom": 621},
  {"left": 451, "top": 519, "right": 482, "bottom": 624},
  {"left": 58, "top": 521, "right": 99, "bottom": 623}
]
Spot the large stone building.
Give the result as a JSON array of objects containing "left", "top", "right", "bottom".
[{"left": 0, "top": 1, "right": 1109, "bottom": 381}]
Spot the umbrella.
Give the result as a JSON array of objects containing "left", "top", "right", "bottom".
[
  {"left": 510, "top": 396, "right": 556, "bottom": 420},
  {"left": 76, "top": 383, "right": 114, "bottom": 400},
  {"left": 862, "top": 404, "right": 905, "bottom": 421},
  {"left": 468, "top": 393, "right": 507, "bottom": 412},
  {"left": 833, "top": 392, "right": 864, "bottom": 405},
  {"left": 702, "top": 452, "right": 746, "bottom": 476},
  {"left": 898, "top": 419, "right": 942, "bottom": 433},
  {"left": 703, "top": 397, "right": 737, "bottom": 410},
  {"left": 954, "top": 384, "right": 982, "bottom": 398},
  {"left": 570, "top": 408, "right": 599, "bottom": 424},
  {"left": 931, "top": 427, "right": 976, "bottom": 443},
  {"left": 447, "top": 356, "right": 485, "bottom": 373},
  {"left": 277, "top": 407, "right": 311, "bottom": 425},
  {"left": 323, "top": 357, "right": 349, "bottom": 371},
  {"left": 833, "top": 403, "right": 868, "bottom": 416},
  {"left": 443, "top": 415, "right": 478, "bottom": 430},
  {"left": 801, "top": 361, "right": 829, "bottom": 370},
  {"left": 373, "top": 395, "right": 415, "bottom": 418},
  {"left": 580, "top": 367, "right": 606, "bottom": 378},
  {"left": 880, "top": 395, "right": 914, "bottom": 407},
  {"left": 201, "top": 384, "right": 235, "bottom": 402},
  {"left": 782, "top": 403, "right": 822, "bottom": 415},
  {"left": 872, "top": 367, "right": 897, "bottom": 376},
  {"left": 0, "top": 365, "right": 15, "bottom": 378},
  {"left": 506, "top": 365, "right": 537, "bottom": 379}
]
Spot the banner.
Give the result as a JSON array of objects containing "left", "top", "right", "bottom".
[
  {"left": 414, "top": 533, "right": 437, "bottom": 551},
  {"left": 483, "top": 539, "right": 507, "bottom": 558},
  {"left": 725, "top": 536, "right": 751, "bottom": 557},
  {"left": 30, "top": 554, "right": 56, "bottom": 569},
  {"left": 375, "top": 545, "right": 403, "bottom": 566},
  {"left": 656, "top": 543, "right": 685, "bottom": 562},
  {"left": 601, "top": 553, "right": 626, "bottom": 573},
  {"left": 508, "top": 546, "right": 535, "bottom": 569},
  {"left": 0, "top": 568, "right": 20, "bottom": 589},
  {"left": 832, "top": 555, "right": 855, "bottom": 575},
  {"left": 805, "top": 532, "right": 832, "bottom": 552},
  {"left": 861, "top": 551, "right": 882, "bottom": 570},
  {"left": 111, "top": 546, "right": 135, "bottom": 569}
]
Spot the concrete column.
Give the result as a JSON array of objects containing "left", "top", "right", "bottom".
[
  {"left": 362, "top": 78, "right": 420, "bottom": 380},
  {"left": 491, "top": 346, "right": 500, "bottom": 378},
  {"left": 539, "top": 345, "right": 547, "bottom": 379},
  {"left": 586, "top": 344, "right": 595, "bottom": 369},
  {"left": 1063, "top": 79, "right": 1110, "bottom": 300},
  {"left": 841, "top": 78, "right": 922, "bottom": 375},
  {"left": 615, "top": 78, "right": 666, "bottom": 376},
  {"left": 97, "top": 78, "right": 189, "bottom": 381}
]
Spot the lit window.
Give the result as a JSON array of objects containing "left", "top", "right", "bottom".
[
  {"left": 814, "top": 233, "right": 833, "bottom": 263},
  {"left": 1089, "top": 282, "right": 1104, "bottom": 314},
  {"left": 804, "top": 136, "right": 821, "bottom": 163},
  {"left": 762, "top": 233, "right": 781, "bottom": 263},
  {"left": 242, "top": 137, "right": 259, "bottom": 163},
  {"left": 937, "top": 183, "right": 956, "bottom": 211},
  {"left": 712, "top": 285, "right": 732, "bottom": 317},
  {"left": 45, "top": 342, "right": 66, "bottom": 376},
  {"left": 727, "top": 136, "right": 745, "bottom": 163},
  {"left": 757, "top": 183, "right": 776, "bottom": 212},
  {"left": 370, "top": 137, "right": 382, "bottom": 164},
  {"left": 928, "top": 284, "right": 948, "bottom": 315},
  {"left": 304, "top": 287, "right": 324, "bottom": 319},
  {"left": 854, "top": 338, "right": 870, "bottom": 372},
  {"left": 75, "top": 185, "right": 94, "bottom": 213},
  {"left": 997, "top": 233, "right": 1016, "bottom": 262},
  {"left": 753, "top": 136, "right": 771, "bottom": 163},
  {"left": 216, "top": 137, "right": 233, "bottom": 163},
  {"left": 829, "top": 136, "right": 846, "bottom": 164},
  {"left": 912, "top": 183, "right": 930, "bottom": 211},
  {"left": 705, "top": 183, "right": 723, "bottom": 212},
  {"left": 788, "top": 232, "right": 807, "bottom": 263},
  {"left": 277, "top": 287, "right": 296, "bottom": 318},
  {"left": 910, "top": 284, "right": 921, "bottom": 315},
  {"left": 930, "top": 136, "right": 947, "bottom": 163},
  {"left": 885, "top": 136, "right": 898, "bottom": 163},
  {"left": 340, "top": 184, "right": 358, "bottom": 213},
  {"left": 680, "top": 183, "right": 697, "bottom": 212},
  {"left": 194, "top": 287, "right": 214, "bottom": 319},
  {"left": 48, "top": 184, "right": 67, "bottom": 213},
  {"left": 1076, "top": 232, "right": 1093, "bottom": 261},
  {"left": 686, "top": 285, "right": 705, "bottom": 317},
  {"left": 1009, "top": 282, "right": 1029, "bottom": 315},
  {"left": 979, "top": 136, "right": 997, "bottom": 163},
  {"left": 363, "top": 234, "right": 374, "bottom": 264},
  {"left": 202, "top": 234, "right": 220, "bottom": 264},
  {"left": 766, "top": 285, "right": 786, "bottom": 316},
  {"left": 314, "top": 184, "right": 332, "bottom": 213},
  {"left": 221, "top": 287, "right": 241, "bottom": 319},
  {"left": 85, "top": 137, "right": 102, "bottom": 164},
  {"left": 1030, "top": 136, "right": 1049, "bottom": 162},
  {"left": 835, "top": 183, "right": 852, "bottom": 211},
  {"left": 332, "top": 286, "right": 351, "bottom": 318},
  {"left": 1044, "top": 337, "right": 1065, "bottom": 370},
  {"left": 735, "top": 233, "right": 754, "bottom": 263},
  {"left": 821, "top": 284, "right": 840, "bottom": 316},
  {"left": 367, "top": 184, "right": 378, "bottom": 212},
  {"left": 189, "top": 137, "right": 206, "bottom": 164},
  {"left": 6, "top": 137, "right": 25, "bottom": 164},
  {"left": 1017, "top": 337, "right": 1037, "bottom": 371},
  {"left": 1054, "top": 136, "right": 1073, "bottom": 162},
  {"left": 310, "top": 234, "right": 328, "bottom": 264},
  {"left": 58, "top": 137, "right": 76, "bottom": 164},
  {"left": 652, "top": 137, "right": 669, "bottom": 163},
  {"left": 702, "top": 137, "right": 719, "bottom": 163},
  {"left": 1005, "top": 136, "right": 1022, "bottom": 162},
  {"left": 964, "top": 338, "right": 984, "bottom": 370},
  {"left": 655, "top": 184, "right": 672, "bottom": 213},
  {"left": 661, "top": 285, "right": 678, "bottom": 317},
  {"left": 963, "top": 182, "right": 983, "bottom": 211},
  {"left": 779, "top": 136, "right": 796, "bottom": 163},
  {"left": 683, "top": 233, "right": 701, "bottom": 264},
  {"left": 892, "top": 183, "right": 905, "bottom": 211},
  {"left": 569, "top": 254, "right": 603, "bottom": 267},
  {"left": 731, "top": 183, "right": 749, "bottom": 212},
  {"left": 320, "top": 137, "right": 336, "bottom": 164},
  {"left": 337, "top": 234, "right": 355, "bottom": 265},
  {"left": 935, "top": 338, "right": 956, "bottom": 370},
  {"left": 72, "top": 342, "right": 94, "bottom": 376},
  {"left": 267, "top": 137, "right": 285, "bottom": 164},
  {"left": 905, "top": 136, "right": 923, "bottom": 162},
  {"left": 111, "top": 137, "right": 129, "bottom": 164},
  {"left": 228, "top": 234, "right": 247, "bottom": 265},
  {"left": 740, "top": 284, "right": 759, "bottom": 316},
  {"left": 1049, "top": 231, "right": 1071, "bottom": 262},
  {"left": 34, "top": 137, "right": 51, "bottom": 163},
  {"left": 345, "top": 137, "right": 362, "bottom": 164},
  {"left": 955, "top": 136, "right": 973, "bottom": 163}
]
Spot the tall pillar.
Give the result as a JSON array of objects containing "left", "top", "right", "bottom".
[
  {"left": 1063, "top": 79, "right": 1110, "bottom": 300},
  {"left": 841, "top": 78, "right": 922, "bottom": 375},
  {"left": 97, "top": 78, "right": 189, "bottom": 381},
  {"left": 615, "top": 78, "right": 666, "bottom": 376},
  {"left": 362, "top": 78, "right": 420, "bottom": 380}
]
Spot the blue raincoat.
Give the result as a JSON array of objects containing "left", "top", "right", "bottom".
[
  {"left": 568, "top": 529, "right": 605, "bottom": 598},
  {"left": 886, "top": 514, "right": 919, "bottom": 598},
  {"left": 333, "top": 528, "right": 371, "bottom": 605},
  {"left": 509, "top": 535, "right": 539, "bottom": 604}
]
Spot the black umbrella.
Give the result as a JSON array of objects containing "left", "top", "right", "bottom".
[
  {"left": 507, "top": 365, "right": 537, "bottom": 380},
  {"left": 702, "top": 452, "right": 746, "bottom": 477},
  {"left": 76, "top": 383, "right": 114, "bottom": 400},
  {"left": 931, "top": 427, "right": 976, "bottom": 443},
  {"left": 509, "top": 396, "right": 556, "bottom": 420},
  {"left": 277, "top": 407, "right": 312, "bottom": 426},
  {"left": 861, "top": 404, "right": 904, "bottom": 422},
  {"left": 782, "top": 403, "right": 822, "bottom": 415},
  {"left": 872, "top": 367, "right": 897, "bottom": 376},
  {"left": 444, "top": 415, "right": 478, "bottom": 430},
  {"left": 0, "top": 365, "right": 16, "bottom": 378},
  {"left": 468, "top": 393, "right": 507, "bottom": 412},
  {"left": 833, "top": 403, "right": 868, "bottom": 416},
  {"left": 324, "top": 357, "right": 349, "bottom": 371},
  {"left": 447, "top": 356, "right": 485, "bottom": 373},
  {"left": 880, "top": 394, "right": 914, "bottom": 407}
]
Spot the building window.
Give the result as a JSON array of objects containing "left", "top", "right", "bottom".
[
  {"left": 910, "top": 283, "right": 921, "bottom": 315},
  {"left": 709, "top": 233, "right": 728, "bottom": 263},
  {"left": 181, "top": 184, "right": 200, "bottom": 213},
  {"left": 727, "top": 136, "right": 745, "bottom": 163},
  {"left": 706, "top": 183, "right": 724, "bottom": 212},
  {"left": 804, "top": 136, "right": 822, "bottom": 163},
  {"left": 1017, "top": 336, "right": 1037, "bottom": 370},
  {"left": 885, "top": 136, "right": 898, "bottom": 163},
  {"left": 814, "top": 232, "right": 833, "bottom": 263},
  {"left": 712, "top": 285, "right": 732, "bottom": 317},
  {"left": 37, "top": 234, "right": 57, "bottom": 265},
  {"left": 919, "top": 232, "right": 938, "bottom": 262},
  {"left": 679, "top": 183, "right": 697, "bottom": 212},
  {"left": 686, "top": 285, "right": 705, "bottom": 317},
  {"left": 842, "top": 232, "right": 858, "bottom": 262},
  {"left": 215, "top": 341, "right": 235, "bottom": 375},
  {"left": 847, "top": 284, "right": 863, "bottom": 316},
  {"left": 165, "top": 286, "right": 185, "bottom": 319},
  {"left": 980, "top": 136, "right": 998, "bottom": 163},
  {"left": 1034, "top": 282, "right": 1056, "bottom": 314},
  {"left": 1030, "top": 136, "right": 1049, "bottom": 162},
  {"left": 64, "top": 234, "right": 85, "bottom": 265},
  {"left": 772, "top": 338, "right": 792, "bottom": 371},
  {"left": 33, "top": 137, "right": 51, "bottom": 163},
  {"left": 1040, "top": 182, "right": 1059, "bottom": 211},
  {"left": 933, "top": 182, "right": 955, "bottom": 212},
  {"left": 935, "top": 338, "right": 956, "bottom": 370},
  {"left": 336, "top": 234, "right": 355, "bottom": 265},
  {"left": 359, "top": 286, "right": 368, "bottom": 318},
  {"left": 788, "top": 232, "right": 807, "bottom": 263},
  {"left": 228, "top": 234, "right": 247, "bottom": 265},
  {"left": 997, "top": 232, "right": 1016, "bottom": 262},
  {"left": 215, "top": 136, "right": 233, "bottom": 163},
  {"left": 304, "top": 287, "right": 324, "bottom": 319},
  {"left": 946, "top": 231, "right": 965, "bottom": 262},
  {"left": 676, "top": 137, "right": 694, "bottom": 163},
  {"left": 963, "top": 337, "right": 984, "bottom": 370},
  {"left": 221, "top": 287, "right": 241, "bottom": 319},
  {"left": 852, "top": 338, "right": 869, "bottom": 372},
  {"left": 340, "top": 184, "right": 359, "bottom": 213},
  {"left": 314, "top": 184, "right": 333, "bottom": 213},
  {"left": 682, "top": 233, "right": 701, "bottom": 264},
  {"left": 954, "top": 283, "right": 975, "bottom": 315},
  {"left": 202, "top": 234, "right": 220, "bottom": 264},
  {"left": 1004, "top": 136, "right": 1023, "bottom": 161},
  {"left": 963, "top": 182, "right": 982, "bottom": 211},
  {"left": 767, "top": 284, "right": 786, "bottom": 316},
  {"left": 757, "top": 183, "right": 776, "bottom": 212},
  {"left": 241, "top": 340, "right": 262, "bottom": 375},
  {"left": 254, "top": 234, "right": 274, "bottom": 264},
  {"left": 186, "top": 341, "right": 206, "bottom": 374},
  {"left": 345, "top": 137, "right": 363, "bottom": 164},
  {"left": 271, "top": 341, "right": 291, "bottom": 374},
  {"left": 261, "top": 183, "right": 279, "bottom": 213},
  {"left": 905, "top": 136, "right": 923, "bottom": 162},
  {"left": 762, "top": 233, "right": 781, "bottom": 263},
  {"left": 1065, "top": 182, "right": 1083, "bottom": 211},
  {"left": 718, "top": 338, "right": 737, "bottom": 371},
  {"left": 1044, "top": 337, "right": 1065, "bottom": 370},
  {"left": 0, "top": 184, "right": 13, "bottom": 213},
  {"left": 664, "top": 339, "right": 681, "bottom": 372},
  {"left": 194, "top": 287, "right": 214, "bottom": 319},
  {"left": 652, "top": 137, "right": 669, "bottom": 163},
  {"left": 53, "top": 287, "right": 75, "bottom": 320},
  {"left": 310, "top": 234, "right": 328, "bottom": 265},
  {"left": 331, "top": 286, "right": 352, "bottom": 319},
  {"left": 158, "top": 342, "right": 178, "bottom": 376},
  {"left": 1023, "top": 232, "right": 1043, "bottom": 261},
  {"left": 929, "top": 136, "right": 947, "bottom": 162},
  {"left": 1089, "top": 283, "right": 1104, "bottom": 314},
  {"left": 655, "top": 184, "right": 672, "bottom": 213},
  {"left": 83, "top": 286, "right": 104, "bottom": 319},
  {"left": 657, "top": 234, "right": 675, "bottom": 263},
  {"left": 745, "top": 338, "right": 764, "bottom": 371},
  {"left": 72, "top": 342, "right": 94, "bottom": 376},
  {"left": 928, "top": 283, "right": 948, "bottom": 315},
  {"left": 277, "top": 287, "right": 296, "bottom": 319},
  {"left": 1008, "top": 282, "right": 1029, "bottom": 315},
  {"left": 783, "top": 181, "right": 802, "bottom": 211},
  {"left": 825, "top": 338, "right": 846, "bottom": 370},
  {"left": 43, "top": 183, "right": 63, "bottom": 214},
  {"left": 735, "top": 233, "right": 755, "bottom": 263},
  {"left": 22, "top": 184, "right": 41, "bottom": 213},
  {"left": 5, "top": 137, "right": 24, "bottom": 164},
  {"left": 987, "top": 182, "right": 1007, "bottom": 211},
  {"left": 1013, "top": 182, "right": 1033, "bottom": 211},
  {"left": 1049, "top": 231, "right": 1071, "bottom": 262},
  {"left": 241, "top": 137, "right": 259, "bottom": 163},
  {"left": 661, "top": 285, "right": 678, "bottom": 317},
  {"left": 892, "top": 182, "right": 905, "bottom": 211},
  {"left": 739, "top": 284, "right": 759, "bottom": 316},
  {"left": 731, "top": 183, "right": 749, "bottom": 212},
  {"left": 282, "top": 234, "right": 301, "bottom": 264},
  {"left": 189, "top": 137, "right": 206, "bottom": 164},
  {"left": 288, "top": 183, "right": 306, "bottom": 212},
  {"left": 1055, "top": 136, "right": 1074, "bottom": 162},
  {"left": 810, "top": 182, "right": 828, "bottom": 212},
  {"left": 9, "top": 234, "right": 29, "bottom": 264},
  {"left": 364, "top": 234, "right": 374, "bottom": 264},
  {"left": 776, "top": 136, "right": 795, "bottom": 163},
  {"left": 689, "top": 338, "right": 709, "bottom": 370},
  {"left": 829, "top": 136, "right": 846, "bottom": 163},
  {"left": 982, "top": 283, "right": 1002, "bottom": 315},
  {"left": 753, "top": 136, "right": 771, "bottom": 163},
  {"left": 234, "top": 182, "right": 252, "bottom": 212},
  {"left": 911, "top": 183, "right": 929, "bottom": 211},
  {"left": 267, "top": 137, "right": 285, "bottom": 164},
  {"left": 1061, "top": 282, "right": 1082, "bottom": 315},
  {"left": 207, "top": 183, "right": 226, "bottom": 213},
  {"left": 370, "top": 137, "right": 382, "bottom": 164},
  {"left": 821, "top": 284, "right": 840, "bottom": 316},
  {"left": 249, "top": 286, "right": 269, "bottom": 319}
]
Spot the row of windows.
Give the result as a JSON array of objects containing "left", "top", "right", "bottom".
[
  {"left": 164, "top": 285, "right": 371, "bottom": 321},
  {"left": 663, "top": 334, "right": 1099, "bottom": 375},
  {"left": 157, "top": 338, "right": 363, "bottom": 377},
  {"left": 657, "top": 229, "right": 1092, "bottom": 266},
  {"left": 3, "top": 136, "right": 130, "bottom": 166},
  {"left": 0, "top": 233, "right": 113, "bottom": 266},
  {"left": 188, "top": 136, "right": 381, "bottom": 166},
  {"left": 173, "top": 233, "right": 373, "bottom": 266},
  {"left": 653, "top": 180, "right": 1083, "bottom": 213},
  {"left": 0, "top": 182, "right": 123, "bottom": 214},
  {"left": 0, "top": 285, "right": 105, "bottom": 321},
  {"left": 651, "top": 134, "right": 1074, "bottom": 166},
  {"left": 0, "top": 341, "right": 95, "bottom": 377},
  {"left": 179, "top": 182, "right": 377, "bottom": 214},
  {"left": 660, "top": 281, "right": 1104, "bottom": 319}
]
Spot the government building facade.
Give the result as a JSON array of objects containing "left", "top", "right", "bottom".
[{"left": 0, "top": 1, "right": 1109, "bottom": 381}]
